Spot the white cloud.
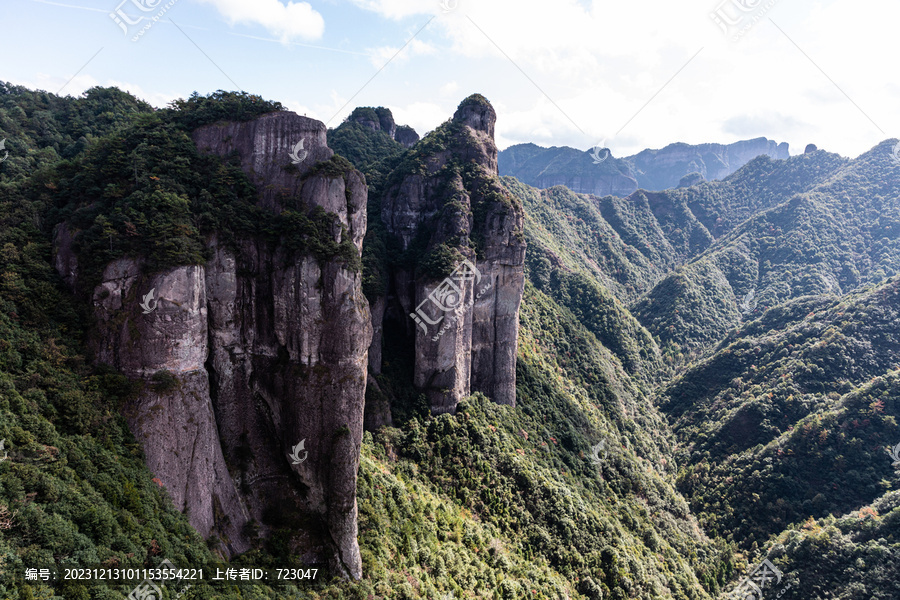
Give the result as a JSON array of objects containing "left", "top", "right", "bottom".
[
  {"left": 196, "top": 0, "right": 325, "bottom": 42},
  {"left": 107, "top": 80, "right": 182, "bottom": 108},
  {"left": 15, "top": 0, "right": 896, "bottom": 159},
  {"left": 341, "top": 0, "right": 897, "bottom": 157},
  {"left": 8, "top": 74, "right": 181, "bottom": 109},
  {"left": 390, "top": 101, "right": 453, "bottom": 137},
  {"left": 347, "top": 0, "right": 442, "bottom": 20},
  {"left": 368, "top": 38, "right": 436, "bottom": 68},
  {"left": 283, "top": 100, "right": 317, "bottom": 118},
  {"left": 12, "top": 73, "right": 100, "bottom": 99}
]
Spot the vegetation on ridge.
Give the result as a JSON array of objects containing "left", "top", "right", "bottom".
[{"left": 1, "top": 83, "right": 899, "bottom": 599}]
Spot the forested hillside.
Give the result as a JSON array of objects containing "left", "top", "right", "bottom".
[{"left": 0, "top": 83, "right": 897, "bottom": 600}]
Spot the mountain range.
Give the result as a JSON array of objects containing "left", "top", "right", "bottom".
[
  {"left": 0, "top": 82, "right": 897, "bottom": 599},
  {"left": 499, "top": 137, "right": 791, "bottom": 197}
]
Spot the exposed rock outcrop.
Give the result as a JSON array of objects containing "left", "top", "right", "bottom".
[
  {"left": 55, "top": 111, "right": 371, "bottom": 578},
  {"left": 192, "top": 112, "right": 335, "bottom": 212},
  {"left": 395, "top": 125, "right": 420, "bottom": 148},
  {"left": 346, "top": 107, "right": 419, "bottom": 148},
  {"left": 86, "top": 258, "right": 251, "bottom": 557},
  {"left": 372, "top": 94, "right": 525, "bottom": 415}
]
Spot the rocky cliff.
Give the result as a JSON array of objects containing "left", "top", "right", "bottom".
[
  {"left": 371, "top": 95, "right": 526, "bottom": 416},
  {"left": 55, "top": 111, "right": 370, "bottom": 578},
  {"left": 346, "top": 106, "right": 420, "bottom": 148}
]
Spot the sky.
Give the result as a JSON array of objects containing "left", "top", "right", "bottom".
[{"left": 4, "top": 0, "right": 899, "bottom": 158}]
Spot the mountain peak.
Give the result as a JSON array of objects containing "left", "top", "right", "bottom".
[
  {"left": 345, "top": 106, "right": 420, "bottom": 147},
  {"left": 453, "top": 93, "right": 496, "bottom": 138}
]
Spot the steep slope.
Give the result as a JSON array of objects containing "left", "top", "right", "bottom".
[
  {"left": 348, "top": 106, "right": 419, "bottom": 147},
  {"left": 327, "top": 106, "right": 417, "bottom": 191},
  {"left": 344, "top": 279, "right": 733, "bottom": 600},
  {"left": 331, "top": 97, "right": 734, "bottom": 599},
  {"left": 500, "top": 150, "right": 845, "bottom": 315},
  {"left": 763, "top": 490, "right": 900, "bottom": 600},
  {"left": 498, "top": 143, "right": 638, "bottom": 197},
  {"left": 636, "top": 141, "right": 899, "bottom": 352},
  {"left": 666, "top": 279, "right": 900, "bottom": 547},
  {"left": 5, "top": 82, "right": 900, "bottom": 600},
  {"left": 503, "top": 178, "right": 664, "bottom": 383}
]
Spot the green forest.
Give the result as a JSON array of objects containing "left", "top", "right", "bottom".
[{"left": 0, "top": 83, "right": 897, "bottom": 599}]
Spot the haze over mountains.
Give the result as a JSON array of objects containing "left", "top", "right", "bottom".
[
  {"left": 499, "top": 137, "right": 791, "bottom": 197},
  {"left": 0, "top": 82, "right": 898, "bottom": 600}
]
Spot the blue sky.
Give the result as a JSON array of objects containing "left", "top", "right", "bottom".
[{"left": 5, "top": 0, "right": 898, "bottom": 157}]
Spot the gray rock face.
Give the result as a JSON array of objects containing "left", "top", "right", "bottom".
[
  {"left": 192, "top": 112, "right": 334, "bottom": 212},
  {"left": 377, "top": 111, "right": 397, "bottom": 140},
  {"left": 346, "top": 107, "right": 419, "bottom": 148},
  {"left": 374, "top": 95, "right": 525, "bottom": 415},
  {"left": 88, "top": 259, "right": 251, "bottom": 557},
  {"left": 453, "top": 97, "right": 496, "bottom": 140},
  {"left": 57, "top": 111, "right": 371, "bottom": 578},
  {"left": 202, "top": 235, "right": 369, "bottom": 578},
  {"left": 395, "top": 125, "right": 420, "bottom": 148}
]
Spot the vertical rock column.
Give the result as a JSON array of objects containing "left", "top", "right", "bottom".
[
  {"left": 380, "top": 95, "right": 525, "bottom": 414},
  {"left": 193, "top": 112, "right": 370, "bottom": 578},
  {"left": 81, "top": 256, "right": 250, "bottom": 556}
]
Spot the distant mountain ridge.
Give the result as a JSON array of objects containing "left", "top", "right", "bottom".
[{"left": 499, "top": 137, "right": 790, "bottom": 196}]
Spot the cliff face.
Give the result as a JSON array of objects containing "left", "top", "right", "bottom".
[
  {"left": 347, "top": 107, "right": 420, "bottom": 148},
  {"left": 73, "top": 256, "right": 252, "bottom": 556},
  {"left": 373, "top": 95, "right": 525, "bottom": 415},
  {"left": 55, "top": 111, "right": 370, "bottom": 578}
]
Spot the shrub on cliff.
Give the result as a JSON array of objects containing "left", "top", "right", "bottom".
[{"left": 165, "top": 90, "right": 284, "bottom": 131}]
